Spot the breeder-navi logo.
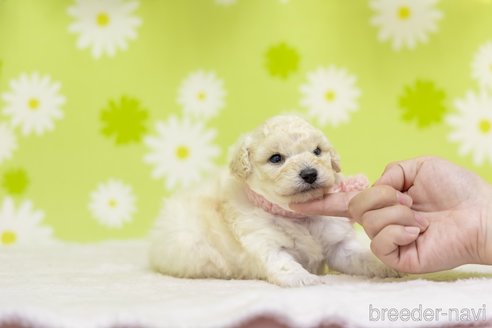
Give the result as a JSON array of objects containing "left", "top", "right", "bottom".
[{"left": 369, "top": 304, "right": 486, "bottom": 323}]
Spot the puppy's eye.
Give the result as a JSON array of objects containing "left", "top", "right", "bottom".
[
  {"left": 269, "top": 153, "right": 283, "bottom": 164},
  {"left": 313, "top": 147, "right": 322, "bottom": 156}
]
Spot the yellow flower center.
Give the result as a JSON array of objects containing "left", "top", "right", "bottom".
[
  {"left": 28, "top": 98, "right": 40, "bottom": 110},
  {"left": 197, "top": 91, "right": 207, "bottom": 102},
  {"left": 108, "top": 199, "right": 118, "bottom": 208},
  {"left": 479, "top": 119, "right": 491, "bottom": 134},
  {"left": 324, "top": 90, "right": 336, "bottom": 102},
  {"left": 96, "top": 12, "right": 110, "bottom": 27},
  {"left": 176, "top": 145, "right": 190, "bottom": 160},
  {"left": 398, "top": 6, "right": 411, "bottom": 20},
  {"left": 1, "top": 230, "right": 17, "bottom": 246}
]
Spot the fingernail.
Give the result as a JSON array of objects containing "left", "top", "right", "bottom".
[
  {"left": 397, "top": 192, "right": 413, "bottom": 207},
  {"left": 414, "top": 212, "right": 429, "bottom": 230},
  {"left": 404, "top": 226, "right": 420, "bottom": 235}
]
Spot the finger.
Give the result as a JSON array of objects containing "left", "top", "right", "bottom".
[
  {"left": 348, "top": 185, "right": 413, "bottom": 223},
  {"left": 370, "top": 225, "right": 420, "bottom": 268},
  {"left": 289, "top": 191, "right": 358, "bottom": 217},
  {"left": 375, "top": 157, "right": 430, "bottom": 191},
  {"left": 360, "top": 205, "right": 428, "bottom": 239}
]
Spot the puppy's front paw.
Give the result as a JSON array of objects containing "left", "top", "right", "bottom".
[
  {"left": 365, "top": 260, "right": 402, "bottom": 278},
  {"left": 269, "top": 272, "right": 324, "bottom": 287}
]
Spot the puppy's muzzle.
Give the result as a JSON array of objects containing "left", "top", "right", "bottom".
[{"left": 299, "top": 168, "right": 318, "bottom": 184}]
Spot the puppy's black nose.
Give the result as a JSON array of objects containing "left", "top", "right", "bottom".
[{"left": 299, "top": 168, "right": 318, "bottom": 184}]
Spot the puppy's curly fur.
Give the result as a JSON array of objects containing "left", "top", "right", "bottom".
[{"left": 149, "top": 115, "right": 398, "bottom": 287}]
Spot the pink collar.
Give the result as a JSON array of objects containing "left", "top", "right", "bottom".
[{"left": 244, "top": 187, "right": 307, "bottom": 219}]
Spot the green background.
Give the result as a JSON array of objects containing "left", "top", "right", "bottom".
[{"left": 0, "top": 0, "right": 491, "bottom": 242}]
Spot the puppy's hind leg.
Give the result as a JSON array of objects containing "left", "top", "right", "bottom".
[
  {"left": 150, "top": 229, "right": 232, "bottom": 279},
  {"left": 194, "top": 241, "right": 233, "bottom": 278}
]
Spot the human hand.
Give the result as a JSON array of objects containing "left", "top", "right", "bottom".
[
  {"left": 349, "top": 157, "right": 492, "bottom": 273},
  {"left": 291, "top": 157, "right": 492, "bottom": 273}
]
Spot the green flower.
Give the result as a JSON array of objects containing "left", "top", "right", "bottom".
[
  {"left": 100, "top": 96, "right": 148, "bottom": 145},
  {"left": 399, "top": 80, "right": 447, "bottom": 128},
  {"left": 2, "top": 168, "right": 29, "bottom": 195},
  {"left": 265, "top": 43, "right": 300, "bottom": 79}
]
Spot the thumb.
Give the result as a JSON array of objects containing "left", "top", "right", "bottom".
[{"left": 289, "top": 191, "right": 359, "bottom": 218}]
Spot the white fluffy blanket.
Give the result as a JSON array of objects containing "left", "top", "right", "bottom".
[{"left": 1, "top": 240, "right": 492, "bottom": 328}]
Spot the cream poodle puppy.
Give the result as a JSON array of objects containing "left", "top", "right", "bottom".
[{"left": 149, "top": 115, "right": 398, "bottom": 287}]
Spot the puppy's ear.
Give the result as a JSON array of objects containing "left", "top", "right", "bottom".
[
  {"left": 229, "top": 135, "right": 252, "bottom": 180},
  {"left": 328, "top": 147, "right": 341, "bottom": 173}
]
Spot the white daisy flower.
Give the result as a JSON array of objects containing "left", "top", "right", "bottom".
[
  {"left": 370, "top": 0, "right": 443, "bottom": 51},
  {"left": 177, "top": 70, "right": 226, "bottom": 120},
  {"left": 446, "top": 91, "right": 492, "bottom": 166},
  {"left": 0, "top": 123, "right": 17, "bottom": 165},
  {"left": 2, "top": 73, "right": 65, "bottom": 136},
  {"left": 299, "top": 66, "right": 360, "bottom": 127},
  {"left": 88, "top": 179, "right": 136, "bottom": 228},
  {"left": 472, "top": 41, "right": 492, "bottom": 90},
  {"left": 67, "top": 0, "right": 142, "bottom": 59},
  {"left": 144, "top": 116, "right": 220, "bottom": 189},
  {"left": 0, "top": 197, "right": 53, "bottom": 247}
]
